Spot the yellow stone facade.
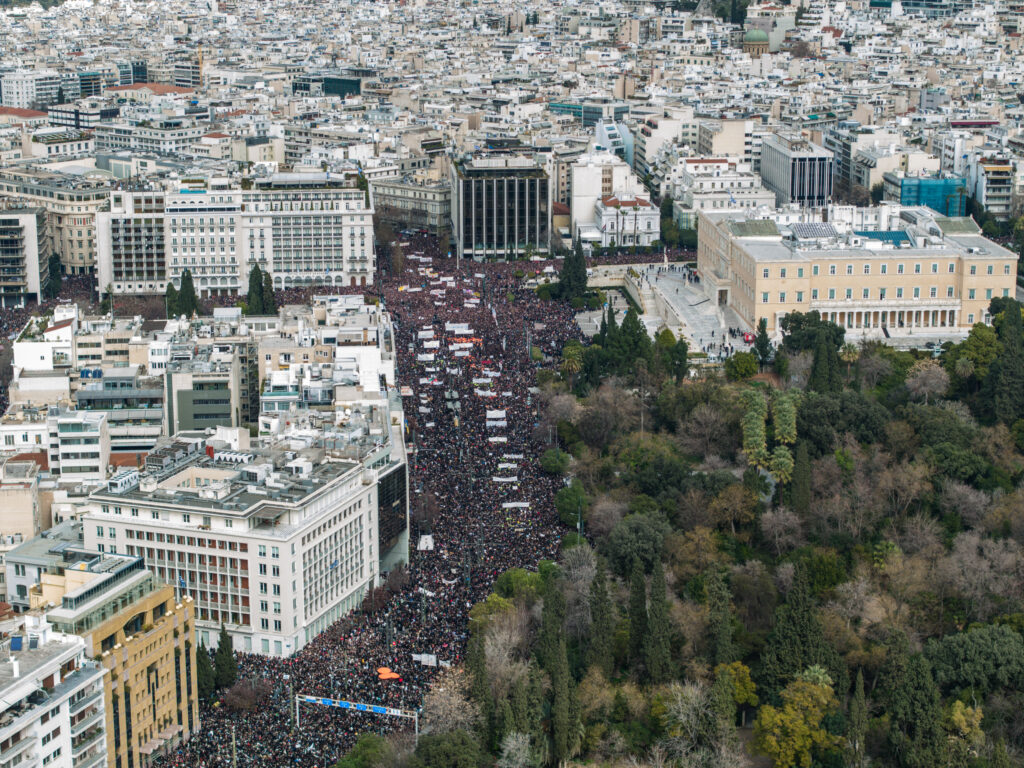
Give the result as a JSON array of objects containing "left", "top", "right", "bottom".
[{"left": 697, "top": 209, "right": 1018, "bottom": 335}]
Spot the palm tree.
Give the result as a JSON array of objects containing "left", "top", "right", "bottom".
[
  {"left": 840, "top": 343, "right": 859, "bottom": 380},
  {"left": 954, "top": 355, "right": 975, "bottom": 382},
  {"left": 560, "top": 344, "right": 583, "bottom": 388}
]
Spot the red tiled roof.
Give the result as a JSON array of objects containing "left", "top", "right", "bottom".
[
  {"left": 552, "top": 201, "right": 570, "bottom": 215},
  {"left": 0, "top": 106, "right": 48, "bottom": 118},
  {"left": 44, "top": 318, "right": 74, "bottom": 333},
  {"left": 601, "top": 195, "right": 652, "bottom": 208},
  {"left": 203, "top": 132, "right": 231, "bottom": 139}
]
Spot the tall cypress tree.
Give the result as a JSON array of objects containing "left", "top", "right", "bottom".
[
  {"left": 177, "top": 269, "right": 199, "bottom": 317},
  {"left": 550, "top": 636, "right": 571, "bottom": 765},
  {"left": 262, "top": 271, "right": 276, "bottom": 315},
  {"left": 213, "top": 625, "right": 238, "bottom": 689},
  {"left": 889, "top": 655, "right": 946, "bottom": 768},
  {"left": 808, "top": 331, "right": 841, "bottom": 393},
  {"left": 538, "top": 583, "right": 566, "bottom": 675},
  {"left": 982, "top": 299, "right": 1024, "bottom": 424},
  {"left": 847, "top": 668, "right": 867, "bottom": 768},
  {"left": 759, "top": 567, "right": 846, "bottom": 701},
  {"left": 754, "top": 317, "right": 771, "bottom": 370},
  {"left": 791, "top": 441, "right": 811, "bottom": 517},
  {"left": 645, "top": 563, "right": 672, "bottom": 681},
  {"left": 196, "top": 642, "right": 215, "bottom": 699},
  {"left": 165, "top": 283, "right": 179, "bottom": 318},
  {"left": 628, "top": 561, "right": 647, "bottom": 671},
  {"left": 705, "top": 568, "right": 736, "bottom": 667},
  {"left": 587, "top": 562, "right": 614, "bottom": 676},
  {"left": 246, "top": 265, "right": 264, "bottom": 314}
]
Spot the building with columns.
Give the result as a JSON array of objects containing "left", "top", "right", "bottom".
[{"left": 696, "top": 204, "right": 1017, "bottom": 337}]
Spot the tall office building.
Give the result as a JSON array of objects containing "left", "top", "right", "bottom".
[
  {"left": 760, "top": 132, "right": 834, "bottom": 208},
  {"left": 83, "top": 421, "right": 409, "bottom": 656},
  {"left": 0, "top": 207, "right": 51, "bottom": 308},
  {"left": 450, "top": 155, "right": 551, "bottom": 260}
]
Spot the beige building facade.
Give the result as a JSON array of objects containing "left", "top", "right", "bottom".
[
  {"left": 36, "top": 560, "right": 198, "bottom": 768},
  {"left": 697, "top": 206, "right": 1018, "bottom": 336}
]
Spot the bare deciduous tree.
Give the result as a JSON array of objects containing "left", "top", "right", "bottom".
[
  {"left": 679, "top": 403, "right": 729, "bottom": 459},
  {"left": 497, "top": 732, "right": 538, "bottom": 768},
  {"left": 940, "top": 481, "right": 991, "bottom": 530},
  {"left": 905, "top": 359, "right": 950, "bottom": 403},
  {"left": 561, "top": 544, "right": 596, "bottom": 639},
  {"left": 484, "top": 606, "right": 531, "bottom": 700},
  {"left": 587, "top": 495, "right": 628, "bottom": 538},
  {"left": 859, "top": 353, "right": 893, "bottom": 389},
  {"left": 224, "top": 678, "right": 273, "bottom": 711},
  {"left": 420, "top": 667, "right": 481, "bottom": 735},
  {"left": 760, "top": 507, "right": 804, "bottom": 557}
]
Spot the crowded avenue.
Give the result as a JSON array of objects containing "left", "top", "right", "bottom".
[{"left": 152, "top": 254, "right": 589, "bottom": 767}]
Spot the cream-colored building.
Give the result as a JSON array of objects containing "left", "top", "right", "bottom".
[
  {"left": 697, "top": 205, "right": 1018, "bottom": 337},
  {"left": 33, "top": 552, "right": 198, "bottom": 768}
]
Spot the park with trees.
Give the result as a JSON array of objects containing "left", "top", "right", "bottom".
[{"left": 345, "top": 299, "right": 1024, "bottom": 768}]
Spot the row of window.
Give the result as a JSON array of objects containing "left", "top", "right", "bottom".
[
  {"left": 760, "top": 286, "right": 1010, "bottom": 303},
  {"left": 762, "top": 262, "right": 1010, "bottom": 279}
]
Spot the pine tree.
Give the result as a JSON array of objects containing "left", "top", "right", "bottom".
[
  {"left": 213, "top": 625, "right": 238, "bottom": 689},
  {"left": 791, "top": 441, "right": 811, "bottom": 517},
  {"left": 628, "top": 561, "right": 647, "bottom": 671},
  {"left": 645, "top": 563, "right": 672, "bottom": 681},
  {"left": 846, "top": 668, "right": 867, "bottom": 767},
  {"left": 262, "top": 271, "right": 276, "bottom": 315},
  {"left": 246, "top": 265, "right": 264, "bottom": 314},
  {"left": 550, "top": 636, "right": 570, "bottom": 765},
  {"left": 705, "top": 568, "right": 736, "bottom": 666},
  {"left": 177, "top": 269, "right": 198, "bottom": 317},
  {"left": 759, "top": 567, "right": 846, "bottom": 701},
  {"left": 196, "top": 642, "right": 215, "bottom": 699},
  {"left": 165, "top": 283, "right": 179, "bottom": 318},
  {"left": 587, "top": 562, "right": 614, "bottom": 676}
]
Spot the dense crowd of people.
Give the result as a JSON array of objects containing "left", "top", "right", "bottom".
[{"left": 153, "top": 256, "right": 583, "bottom": 767}]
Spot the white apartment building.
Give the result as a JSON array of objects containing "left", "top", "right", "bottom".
[
  {"left": 82, "top": 421, "right": 408, "bottom": 656},
  {"left": 633, "top": 107, "right": 695, "bottom": 180},
  {"left": 92, "top": 120, "right": 206, "bottom": 157},
  {"left": 0, "top": 615, "right": 108, "bottom": 768},
  {"left": 0, "top": 72, "right": 62, "bottom": 110},
  {"left": 47, "top": 410, "right": 111, "bottom": 483},
  {"left": 665, "top": 158, "right": 776, "bottom": 228},
  {"left": 569, "top": 152, "right": 647, "bottom": 238},
  {"left": 97, "top": 173, "right": 375, "bottom": 297},
  {"left": 95, "top": 190, "right": 168, "bottom": 296}
]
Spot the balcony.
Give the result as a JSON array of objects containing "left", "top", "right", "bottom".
[
  {"left": 72, "top": 727, "right": 104, "bottom": 756},
  {"left": 71, "top": 706, "right": 105, "bottom": 737},
  {"left": 0, "top": 734, "right": 32, "bottom": 764},
  {"left": 69, "top": 688, "right": 103, "bottom": 716}
]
